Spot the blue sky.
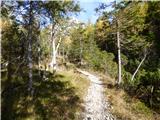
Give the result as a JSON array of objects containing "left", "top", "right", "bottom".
[{"left": 73, "top": 0, "right": 114, "bottom": 23}]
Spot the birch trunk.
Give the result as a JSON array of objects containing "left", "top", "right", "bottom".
[
  {"left": 52, "top": 39, "right": 56, "bottom": 70},
  {"left": 50, "top": 23, "right": 62, "bottom": 71},
  {"left": 50, "top": 23, "right": 55, "bottom": 70},
  {"left": 117, "top": 21, "right": 122, "bottom": 85},
  {"left": 52, "top": 37, "right": 62, "bottom": 70},
  {"left": 131, "top": 54, "right": 146, "bottom": 81}
]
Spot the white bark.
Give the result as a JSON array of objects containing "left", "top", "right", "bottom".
[
  {"left": 51, "top": 36, "right": 62, "bottom": 70},
  {"left": 49, "top": 23, "right": 56, "bottom": 70},
  {"left": 131, "top": 54, "right": 146, "bottom": 81},
  {"left": 117, "top": 22, "right": 122, "bottom": 85},
  {"left": 56, "top": 37, "right": 62, "bottom": 54},
  {"left": 52, "top": 38, "right": 56, "bottom": 70},
  {"left": 50, "top": 20, "right": 74, "bottom": 70}
]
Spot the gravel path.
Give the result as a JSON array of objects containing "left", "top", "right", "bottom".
[{"left": 78, "top": 69, "right": 116, "bottom": 120}]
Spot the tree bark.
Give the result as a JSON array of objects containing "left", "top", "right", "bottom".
[
  {"left": 37, "top": 35, "right": 41, "bottom": 75},
  {"left": 28, "top": 1, "right": 33, "bottom": 95},
  {"left": 131, "top": 54, "right": 146, "bottom": 81},
  {"left": 80, "top": 37, "right": 82, "bottom": 65},
  {"left": 7, "top": 46, "right": 12, "bottom": 85},
  {"left": 117, "top": 20, "right": 122, "bottom": 85},
  {"left": 51, "top": 37, "right": 62, "bottom": 70},
  {"left": 50, "top": 23, "right": 55, "bottom": 70},
  {"left": 50, "top": 23, "right": 62, "bottom": 71},
  {"left": 52, "top": 38, "right": 56, "bottom": 70}
]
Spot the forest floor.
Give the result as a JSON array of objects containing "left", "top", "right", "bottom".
[
  {"left": 2, "top": 67, "right": 90, "bottom": 120},
  {"left": 76, "top": 68, "right": 160, "bottom": 120},
  {"left": 2, "top": 65, "right": 159, "bottom": 120},
  {"left": 77, "top": 69, "right": 116, "bottom": 120},
  {"left": 99, "top": 73, "right": 160, "bottom": 120}
]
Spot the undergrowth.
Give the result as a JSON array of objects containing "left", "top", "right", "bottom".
[{"left": 2, "top": 69, "right": 89, "bottom": 120}]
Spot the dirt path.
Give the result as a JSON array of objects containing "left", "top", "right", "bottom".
[{"left": 78, "top": 69, "right": 116, "bottom": 120}]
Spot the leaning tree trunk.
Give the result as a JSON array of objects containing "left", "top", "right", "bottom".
[
  {"left": 28, "top": 1, "right": 33, "bottom": 95},
  {"left": 117, "top": 20, "right": 122, "bottom": 85},
  {"left": 131, "top": 54, "right": 147, "bottom": 81}
]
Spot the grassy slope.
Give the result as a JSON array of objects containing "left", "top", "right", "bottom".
[
  {"left": 2, "top": 69, "right": 90, "bottom": 120},
  {"left": 57, "top": 70, "right": 90, "bottom": 99},
  {"left": 100, "top": 74, "right": 160, "bottom": 120}
]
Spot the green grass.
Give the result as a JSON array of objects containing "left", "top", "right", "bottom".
[
  {"left": 2, "top": 69, "right": 90, "bottom": 120},
  {"left": 132, "top": 101, "right": 153, "bottom": 118},
  {"left": 57, "top": 70, "right": 90, "bottom": 98}
]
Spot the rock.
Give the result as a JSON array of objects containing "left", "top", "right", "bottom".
[{"left": 80, "top": 70, "right": 116, "bottom": 120}]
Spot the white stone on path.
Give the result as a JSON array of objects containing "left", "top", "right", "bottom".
[{"left": 78, "top": 69, "right": 116, "bottom": 120}]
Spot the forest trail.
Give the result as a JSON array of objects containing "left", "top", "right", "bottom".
[{"left": 77, "top": 69, "right": 116, "bottom": 120}]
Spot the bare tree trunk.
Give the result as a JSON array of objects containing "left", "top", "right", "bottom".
[
  {"left": 80, "top": 37, "right": 82, "bottom": 65},
  {"left": 50, "top": 23, "right": 55, "bottom": 70},
  {"left": 38, "top": 36, "right": 41, "bottom": 76},
  {"left": 53, "top": 37, "right": 62, "bottom": 70},
  {"left": 52, "top": 38, "right": 56, "bottom": 70},
  {"left": 50, "top": 23, "right": 62, "bottom": 71},
  {"left": 28, "top": 1, "right": 33, "bottom": 95},
  {"left": 117, "top": 20, "right": 122, "bottom": 85},
  {"left": 56, "top": 37, "right": 62, "bottom": 54},
  {"left": 131, "top": 54, "right": 146, "bottom": 81},
  {"left": 7, "top": 46, "right": 12, "bottom": 86}
]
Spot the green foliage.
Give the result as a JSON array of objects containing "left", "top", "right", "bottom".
[
  {"left": 1, "top": 1, "right": 82, "bottom": 119},
  {"left": 96, "top": 1, "right": 160, "bottom": 111},
  {"left": 40, "top": 27, "right": 52, "bottom": 59},
  {"left": 68, "top": 23, "right": 118, "bottom": 78},
  {"left": 2, "top": 0, "right": 160, "bottom": 117}
]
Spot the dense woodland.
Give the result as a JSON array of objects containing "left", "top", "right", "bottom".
[{"left": 1, "top": 0, "right": 160, "bottom": 120}]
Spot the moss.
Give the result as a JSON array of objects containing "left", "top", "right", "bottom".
[{"left": 132, "top": 101, "right": 153, "bottom": 117}]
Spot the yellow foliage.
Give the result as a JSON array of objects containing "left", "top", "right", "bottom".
[
  {"left": 0, "top": 18, "right": 12, "bottom": 31},
  {"left": 96, "top": 20, "right": 104, "bottom": 29},
  {"left": 139, "top": 2, "right": 148, "bottom": 17},
  {"left": 63, "top": 36, "right": 72, "bottom": 45}
]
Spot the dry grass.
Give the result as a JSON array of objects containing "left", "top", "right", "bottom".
[
  {"left": 56, "top": 69, "right": 90, "bottom": 118},
  {"left": 57, "top": 69, "right": 90, "bottom": 99},
  {"left": 101, "top": 75, "right": 159, "bottom": 120}
]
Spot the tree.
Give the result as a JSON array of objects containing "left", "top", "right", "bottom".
[
  {"left": 95, "top": 1, "right": 122, "bottom": 85},
  {"left": 116, "top": 18, "right": 122, "bottom": 85},
  {"left": 95, "top": 1, "right": 160, "bottom": 110},
  {"left": 43, "top": 1, "right": 80, "bottom": 70},
  {"left": 2, "top": 0, "right": 80, "bottom": 93}
]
